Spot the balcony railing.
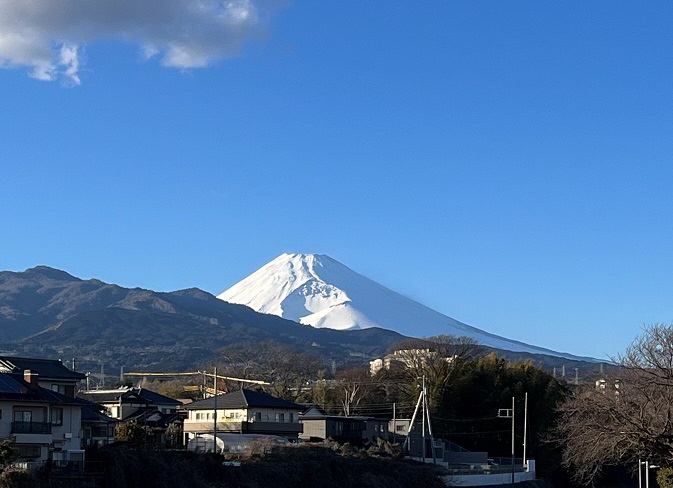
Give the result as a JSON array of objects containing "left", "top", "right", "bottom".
[{"left": 11, "top": 421, "right": 52, "bottom": 434}]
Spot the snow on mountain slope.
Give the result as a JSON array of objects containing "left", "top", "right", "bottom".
[{"left": 218, "top": 253, "right": 591, "bottom": 360}]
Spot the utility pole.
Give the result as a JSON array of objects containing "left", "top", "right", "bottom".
[
  {"left": 498, "top": 398, "right": 515, "bottom": 483},
  {"left": 392, "top": 402, "right": 396, "bottom": 443},
  {"left": 403, "top": 375, "right": 436, "bottom": 464},
  {"left": 523, "top": 392, "right": 528, "bottom": 470},
  {"left": 403, "top": 385, "right": 423, "bottom": 453},
  {"left": 421, "top": 376, "right": 426, "bottom": 461},
  {"left": 423, "top": 376, "right": 437, "bottom": 464},
  {"left": 213, "top": 366, "right": 218, "bottom": 453},
  {"left": 511, "top": 396, "right": 515, "bottom": 483}
]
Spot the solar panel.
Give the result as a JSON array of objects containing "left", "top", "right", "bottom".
[{"left": 0, "top": 375, "right": 24, "bottom": 393}]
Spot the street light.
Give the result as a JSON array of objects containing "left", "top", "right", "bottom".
[{"left": 639, "top": 460, "right": 659, "bottom": 488}]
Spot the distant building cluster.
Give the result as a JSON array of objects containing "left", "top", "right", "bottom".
[{"left": 369, "top": 348, "right": 453, "bottom": 376}]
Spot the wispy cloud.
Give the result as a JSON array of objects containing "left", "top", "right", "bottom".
[{"left": 0, "top": 0, "right": 270, "bottom": 84}]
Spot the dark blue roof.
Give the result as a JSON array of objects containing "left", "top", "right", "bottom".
[
  {"left": 0, "top": 356, "right": 86, "bottom": 381},
  {"left": 133, "top": 388, "right": 181, "bottom": 406},
  {"left": 185, "top": 389, "right": 303, "bottom": 410},
  {"left": 81, "top": 405, "right": 117, "bottom": 423},
  {"left": 0, "top": 373, "right": 84, "bottom": 405}
]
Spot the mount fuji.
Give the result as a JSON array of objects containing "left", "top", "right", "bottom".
[{"left": 218, "top": 253, "right": 589, "bottom": 360}]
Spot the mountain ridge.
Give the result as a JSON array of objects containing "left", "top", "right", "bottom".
[{"left": 0, "top": 265, "right": 408, "bottom": 370}]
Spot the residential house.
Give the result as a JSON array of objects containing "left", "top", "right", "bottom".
[
  {"left": 78, "top": 387, "right": 182, "bottom": 420},
  {"left": 80, "top": 402, "right": 117, "bottom": 448},
  {"left": 299, "top": 406, "right": 389, "bottom": 445},
  {"left": 0, "top": 356, "right": 86, "bottom": 396},
  {"left": 0, "top": 356, "right": 115, "bottom": 452},
  {"left": 0, "top": 370, "right": 85, "bottom": 465},
  {"left": 78, "top": 387, "right": 182, "bottom": 445},
  {"left": 183, "top": 389, "right": 303, "bottom": 445}
]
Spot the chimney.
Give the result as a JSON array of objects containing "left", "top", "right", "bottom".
[{"left": 24, "top": 370, "right": 38, "bottom": 388}]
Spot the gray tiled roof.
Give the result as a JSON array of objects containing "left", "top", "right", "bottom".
[{"left": 184, "top": 389, "right": 303, "bottom": 410}]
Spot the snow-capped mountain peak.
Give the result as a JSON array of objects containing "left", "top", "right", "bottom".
[
  {"left": 219, "top": 253, "right": 357, "bottom": 329},
  {"left": 218, "top": 253, "right": 590, "bottom": 360}
]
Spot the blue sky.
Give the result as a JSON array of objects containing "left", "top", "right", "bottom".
[{"left": 2, "top": 1, "right": 672, "bottom": 359}]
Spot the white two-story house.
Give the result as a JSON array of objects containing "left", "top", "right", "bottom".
[
  {"left": 0, "top": 370, "right": 84, "bottom": 465},
  {"left": 183, "top": 389, "right": 304, "bottom": 445}
]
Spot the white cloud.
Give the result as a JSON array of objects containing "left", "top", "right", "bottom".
[{"left": 0, "top": 0, "right": 270, "bottom": 84}]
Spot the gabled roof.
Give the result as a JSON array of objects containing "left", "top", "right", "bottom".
[
  {"left": 78, "top": 387, "right": 181, "bottom": 407},
  {"left": 78, "top": 389, "right": 138, "bottom": 404},
  {"left": 133, "top": 388, "right": 182, "bottom": 406},
  {"left": 81, "top": 405, "right": 118, "bottom": 424},
  {"left": 0, "top": 373, "right": 85, "bottom": 405},
  {"left": 0, "top": 356, "right": 86, "bottom": 381},
  {"left": 123, "top": 407, "right": 182, "bottom": 427},
  {"left": 184, "top": 389, "right": 303, "bottom": 411}
]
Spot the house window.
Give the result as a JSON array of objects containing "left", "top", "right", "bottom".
[
  {"left": 14, "top": 411, "right": 32, "bottom": 423},
  {"left": 15, "top": 445, "right": 40, "bottom": 459},
  {"left": 255, "top": 412, "right": 262, "bottom": 422},
  {"left": 51, "top": 408, "right": 63, "bottom": 426},
  {"left": 289, "top": 413, "right": 294, "bottom": 423},
  {"left": 275, "top": 413, "right": 284, "bottom": 423}
]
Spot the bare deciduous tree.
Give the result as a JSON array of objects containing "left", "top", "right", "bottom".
[
  {"left": 555, "top": 324, "right": 673, "bottom": 485},
  {"left": 216, "top": 341, "right": 322, "bottom": 401},
  {"left": 335, "top": 367, "right": 378, "bottom": 416},
  {"left": 382, "top": 335, "right": 483, "bottom": 408}
]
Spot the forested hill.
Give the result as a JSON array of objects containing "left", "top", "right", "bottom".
[{"left": 0, "top": 266, "right": 406, "bottom": 370}]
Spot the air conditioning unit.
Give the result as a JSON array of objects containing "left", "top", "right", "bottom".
[{"left": 63, "top": 433, "right": 72, "bottom": 439}]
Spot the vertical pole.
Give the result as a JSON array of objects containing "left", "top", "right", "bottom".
[
  {"left": 511, "top": 396, "right": 515, "bottom": 484},
  {"left": 645, "top": 460, "right": 650, "bottom": 488},
  {"left": 392, "top": 402, "right": 396, "bottom": 443},
  {"left": 424, "top": 382, "right": 436, "bottom": 464},
  {"left": 421, "top": 376, "right": 426, "bottom": 462},
  {"left": 402, "top": 388, "right": 423, "bottom": 451},
  {"left": 638, "top": 459, "right": 642, "bottom": 488},
  {"left": 523, "top": 392, "right": 528, "bottom": 470},
  {"left": 213, "top": 367, "right": 218, "bottom": 453}
]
